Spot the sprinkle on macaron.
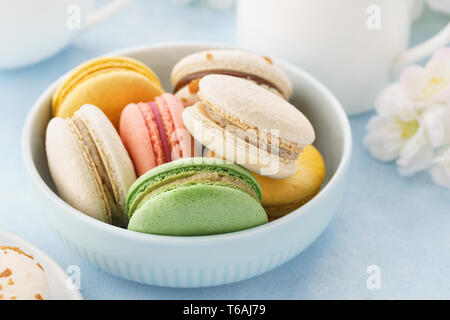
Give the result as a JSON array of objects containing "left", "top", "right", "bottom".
[
  {"left": 183, "top": 74, "right": 315, "bottom": 179},
  {"left": 0, "top": 247, "right": 48, "bottom": 300}
]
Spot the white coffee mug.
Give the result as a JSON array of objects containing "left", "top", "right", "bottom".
[
  {"left": 0, "top": 0, "right": 130, "bottom": 70},
  {"left": 237, "top": 0, "right": 450, "bottom": 115}
]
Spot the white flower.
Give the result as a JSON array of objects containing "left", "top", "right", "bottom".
[
  {"left": 422, "top": 103, "right": 450, "bottom": 148},
  {"left": 396, "top": 125, "right": 434, "bottom": 176},
  {"left": 365, "top": 48, "right": 450, "bottom": 180},
  {"left": 400, "top": 48, "right": 450, "bottom": 107},
  {"left": 364, "top": 84, "right": 433, "bottom": 175},
  {"left": 430, "top": 146, "right": 450, "bottom": 188}
]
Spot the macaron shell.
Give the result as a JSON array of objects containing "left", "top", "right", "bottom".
[
  {"left": 198, "top": 74, "right": 315, "bottom": 147},
  {"left": 157, "top": 93, "right": 198, "bottom": 159},
  {"left": 46, "top": 117, "right": 111, "bottom": 223},
  {"left": 128, "top": 183, "right": 267, "bottom": 236},
  {"left": 0, "top": 247, "right": 49, "bottom": 300},
  {"left": 174, "top": 84, "right": 200, "bottom": 107},
  {"left": 126, "top": 157, "right": 263, "bottom": 216},
  {"left": 171, "top": 49, "right": 293, "bottom": 100},
  {"left": 75, "top": 105, "right": 137, "bottom": 226},
  {"left": 52, "top": 56, "right": 162, "bottom": 111},
  {"left": 120, "top": 103, "right": 158, "bottom": 176},
  {"left": 250, "top": 145, "right": 326, "bottom": 218},
  {"left": 120, "top": 102, "right": 170, "bottom": 176},
  {"left": 174, "top": 78, "right": 284, "bottom": 108},
  {"left": 150, "top": 101, "right": 172, "bottom": 163},
  {"left": 54, "top": 69, "right": 164, "bottom": 128}
]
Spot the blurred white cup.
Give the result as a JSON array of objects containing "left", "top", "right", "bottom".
[
  {"left": 0, "top": 0, "right": 130, "bottom": 70},
  {"left": 237, "top": 0, "right": 450, "bottom": 115}
]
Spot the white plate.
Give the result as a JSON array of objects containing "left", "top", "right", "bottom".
[{"left": 0, "top": 230, "right": 82, "bottom": 300}]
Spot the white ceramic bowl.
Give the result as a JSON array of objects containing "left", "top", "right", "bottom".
[{"left": 22, "top": 43, "right": 352, "bottom": 288}]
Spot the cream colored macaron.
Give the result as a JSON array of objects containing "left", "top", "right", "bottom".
[
  {"left": 0, "top": 247, "right": 48, "bottom": 300},
  {"left": 171, "top": 49, "right": 293, "bottom": 106},
  {"left": 46, "top": 104, "right": 136, "bottom": 227},
  {"left": 183, "top": 75, "right": 315, "bottom": 179}
]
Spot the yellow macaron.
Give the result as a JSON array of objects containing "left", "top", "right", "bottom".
[
  {"left": 250, "top": 145, "right": 326, "bottom": 219},
  {"left": 52, "top": 56, "right": 164, "bottom": 128}
]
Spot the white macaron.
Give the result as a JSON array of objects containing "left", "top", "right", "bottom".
[
  {"left": 182, "top": 75, "right": 315, "bottom": 179},
  {"left": 46, "top": 104, "right": 136, "bottom": 227}
]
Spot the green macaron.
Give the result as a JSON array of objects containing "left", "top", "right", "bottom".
[{"left": 126, "top": 157, "right": 268, "bottom": 236}]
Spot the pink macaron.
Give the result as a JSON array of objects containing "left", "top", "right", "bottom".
[{"left": 120, "top": 93, "right": 198, "bottom": 176}]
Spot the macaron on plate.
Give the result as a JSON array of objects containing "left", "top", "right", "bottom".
[
  {"left": 23, "top": 43, "right": 352, "bottom": 288},
  {"left": 0, "top": 230, "right": 82, "bottom": 300}
]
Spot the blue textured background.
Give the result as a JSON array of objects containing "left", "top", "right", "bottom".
[{"left": 0, "top": 0, "right": 449, "bottom": 299}]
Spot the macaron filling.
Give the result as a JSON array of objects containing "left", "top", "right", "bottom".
[
  {"left": 127, "top": 164, "right": 262, "bottom": 217},
  {"left": 136, "top": 103, "right": 165, "bottom": 166},
  {"left": 136, "top": 171, "right": 258, "bottom": 211},
  {"left": 198, "top": 102, "right": 302, "bottom": 161},
  {"left": 154, "top": 96, "right": 182, "bottom": 159},
  {"left": 149, "top": 101, "right": 172, "bottom": 163},
  {"left": 173, "top": 70, "right": 283, "bottom": 96}
]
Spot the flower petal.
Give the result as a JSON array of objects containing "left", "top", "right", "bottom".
[
  {"left": 433, "top": 86, "right": 450, "bottom": 103},
  {"left": 430, "top": 146, "right": 450, "bottom": 188},
  {"left": 396, "top": 127, "right": 434, "bottom": 175},
  {"left": 364, "top": 116, "right": 405, "bottom": 161},
  {"left": 423, "top": 104, "right": 450, "bottom": 148},
  {"left": 426, "top": 47, "right": 450, "bottom": 78},
  {"left": 400, "top": 66, "right": 427, "bottom": 99}
]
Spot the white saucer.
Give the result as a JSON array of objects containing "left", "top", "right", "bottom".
[{"left": 0, "top": 230, "right": 82, "bottom": 300}]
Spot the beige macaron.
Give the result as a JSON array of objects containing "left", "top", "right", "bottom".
[
  {"left": 171, "top": 49, "right": 293, "bottom": 106},
  {"left": 182, "top": 75, "right": 315, "bottom": 179},
  {"left": 46, "top": 104, "right": 136, "bottom": 227}
]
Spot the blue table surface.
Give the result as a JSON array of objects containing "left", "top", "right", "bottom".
[{"left": 1, "top": 1, "right": 449, "bottom": 299}]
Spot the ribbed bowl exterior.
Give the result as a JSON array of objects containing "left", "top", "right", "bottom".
[{"left": 39, "top": 175, "right": 345, "bottom": 287}]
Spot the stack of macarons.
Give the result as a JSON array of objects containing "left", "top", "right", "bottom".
[
  {"left": 45, "top": 49, "right": 326, "bottom": 237},
  {"left": 46, "top": 56, "right": 197, "bottom": 228}
]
